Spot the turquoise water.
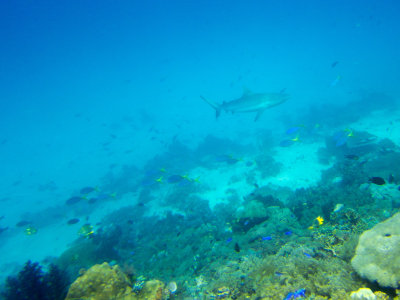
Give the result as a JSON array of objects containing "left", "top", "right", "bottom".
[{"left": 1, "top": 1, "right": 400, "bottom": 299}]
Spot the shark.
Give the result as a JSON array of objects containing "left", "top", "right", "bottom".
[{"left": 201, "top": 89, "right": 289, "bottom": 121}]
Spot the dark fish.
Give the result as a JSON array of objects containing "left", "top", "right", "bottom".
[
  {"left": 0, "top": 227, "right": 8, "bottom": 234},
  {"left": 12, "top": 180, "right": 22, "bottom": 186},
  {"left": 16, "top": 220, "right": 32, "bottom": 227},
  {"left": 234, "top": 242, "right": 240, "bottom": 253},
  {"left": 388, "top": 174, "right": 395, "bottom": 184},
  {"left": 331, "top": 61, "right": 339, "bottom": 68},
  {"left": 345, "top": 154, "right": 359, "bottom": 160},
  {"left": 66, "top": 196, "right": 83, "bottom": 205},
  {"left": 80, "top": 187, "right": 95, "bottom": 194},
  {"left": 38, "top": 181, "right": 58, "bottom": 192},
  {"left": 369, "top": 177, "right": 386, "bottom": 185},
  {"left": 215, "top": 154, "right": 240, "bottom": 165},
  {"left": 67, "top": 218, "right": 80, "bottom": 225},
  {"left": 88, "top": 198, "right": 97, "bottom": 204}
]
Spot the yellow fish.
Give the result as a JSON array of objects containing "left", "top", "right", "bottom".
[
  {"left": 25, "top": 226, "right": 38, "bottom": 235},
  {"left": 316, "top": 216, "right": 324, "bottom": 225},
  {"left": 78, "top": 224, "right": 94, "bottom": 238}
]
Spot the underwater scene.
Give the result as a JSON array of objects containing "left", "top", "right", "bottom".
[{"left": 1, "top": 1, "right": 400, "bottom": 299}]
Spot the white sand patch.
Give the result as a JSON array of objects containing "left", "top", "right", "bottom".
[
  {"left": 191, "top": 162, "right": 255, "bottom": 210},
  {"left": 259, "top": 142, "right": 331, "bottom": 190},
  {"left": 190, "top": 141, "right": 331, "bottom": 210}
]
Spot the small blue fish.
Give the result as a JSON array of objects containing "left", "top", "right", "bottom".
[
  {"left": 303, "top": 252, "right": 312, "bottom": 258},
  {"left": 167, "top": 175, "right": 185, "bottom": 184},
  {"left": 97, "top": 193, "right": 111, "bottom": 200},
  {"left": 262, "top": 236, "right": 272, "bottom": 241},
  {"left": 286, "top": 127, "right": 300, "bottom": 135},
  {"left": 243, "top": 220, "right": 249, "bottom": 226},
  {"left": 284, "top": 288, "right": 306, "bottom": 300},
  {"left": 333, "top": 131, "right": 349, "bottom": 147},
  {"left": 279, "top": 139, "right": 295, "bottom": 147},
  {"left": 284, "top": 231, "right": 292, "bottom": 236},
  {"left": 80, "top": 187, "right": 96, "bottom": 194},
  {"left": 226, "top": 237, "right": 233, "bottom": 244},
  {"left": 215, "top": 154, "right": 239, "bottom": 165}
]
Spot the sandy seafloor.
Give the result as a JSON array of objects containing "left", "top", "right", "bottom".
[{"left": 1, "top": 106, "right": 400, "bottom": 287}]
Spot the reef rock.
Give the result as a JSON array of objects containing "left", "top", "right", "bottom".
[
  {"left": 350, "top": 288, "right": 376, "bottom": 300},
  {"left": 351, "top": 213, "right": 400, "bottom": 288}
]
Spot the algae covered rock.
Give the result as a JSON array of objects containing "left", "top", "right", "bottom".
[
  {"left": 65, "top": 262, "right": 165, "bottom": 300},
  {"left": 65, "top": 262, "right": 133, "bottom": 300},
  {"left": 351, "top": 213, "right": 400, "bottom": 288},
  {"left": 140, "top": 280, "right": 165, "bottom": 300}
]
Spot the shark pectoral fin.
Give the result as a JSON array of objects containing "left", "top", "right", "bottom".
[
  {"left": 254, "top": 109, "right": 265, "bottom": 122},
  {"left": 200, "top": 95, "right": 222, "bottom": 118}
]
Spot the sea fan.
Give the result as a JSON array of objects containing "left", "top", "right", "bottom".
[
  {"left": 2, "top": 261, "right": 47, "bottom": 300},
  {"left": 2, "top": 261, "right": 68, "bottom": 300}
]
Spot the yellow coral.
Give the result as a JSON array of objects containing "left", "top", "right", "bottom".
[{"left": 316, "top": 216, "right": 324, "bottom": 225}]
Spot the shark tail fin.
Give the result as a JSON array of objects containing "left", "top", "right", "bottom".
[{"left": 200, "top": 95, "right": 221, "bottom": 118}]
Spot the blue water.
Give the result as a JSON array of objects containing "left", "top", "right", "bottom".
[{"left": 1, "top": 0, "right": 400, "bottom": 298}]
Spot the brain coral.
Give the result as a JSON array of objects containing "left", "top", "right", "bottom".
[{"left": 351, "top": 212, "right": 400, "bottom": 288}]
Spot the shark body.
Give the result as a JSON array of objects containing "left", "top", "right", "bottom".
[{"left": 201, "top": 89, "right": 288, "bottom": 121}]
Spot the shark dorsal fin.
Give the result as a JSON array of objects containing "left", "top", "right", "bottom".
[{"left": 242, "top": 87, "right": 253, "bottom": 97}]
